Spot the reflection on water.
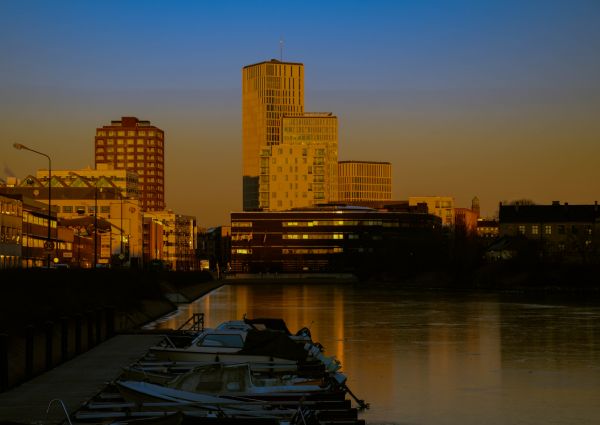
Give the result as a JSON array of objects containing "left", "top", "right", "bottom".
[{"left": 146, "top": 284, "right": 600, "bottom": 425}]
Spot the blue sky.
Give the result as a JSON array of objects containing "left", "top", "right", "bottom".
[{"left": 1, "top": 0, "right": 599, "bottom": 225}]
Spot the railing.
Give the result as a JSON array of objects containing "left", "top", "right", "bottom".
[{"left": 177, "top": 313, "right": 204, "bottom": 332}]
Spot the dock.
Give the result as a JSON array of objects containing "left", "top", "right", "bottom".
[{"left": 0, "top": 334, "right": 164, "bottom": 424}]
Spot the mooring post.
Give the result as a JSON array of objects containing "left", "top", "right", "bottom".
[
  {"left": 74, "top": 314, "right": 82, "bottom": 355},
  {"left": 86, "top": 311, "right": 94, "bottom": 350},
  {"left": 0, "top": 333, "right": 8, "bottom": 391},
  {"left": 25, "top": 325, "right": 34, "bottom": 379},
  {"left": 45, "top": 321, "right": 54, "bottom": 371},
  {"left": 60, "top": 317, "right": 69, "bottom": 363},
  {"left": 105, "top": 306, "right": 116, "bottom": 338},
  {"left": 95, "top": 309, "right": 103, "bottom": 345}
]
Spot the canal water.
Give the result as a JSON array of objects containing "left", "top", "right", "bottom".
[{"left": 145, "top": 283, "right": 600, "bottom": 425}]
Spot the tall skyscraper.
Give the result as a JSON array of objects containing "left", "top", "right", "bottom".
[
  {"left": 338, "top": 161, "right": 392, "bottom": 203},
  {"left": 242, "top": 60, "right": 304, "bottom": 210},
  {"left": 242, "top": 59, "right": 338, "bottom": 211},
  {"left": 95, "top": 117, "right": 165, "bottom": 211}
]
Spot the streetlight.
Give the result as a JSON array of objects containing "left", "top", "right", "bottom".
[{"left": 13, "top": 143, "right": 53, "bottom": 269}]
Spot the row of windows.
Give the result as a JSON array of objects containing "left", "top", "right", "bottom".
[
  {"left": 22, "top": 236, "right": 71, "bottom": 250},
  {"left": 0, "top": 199, "right": 22, "bottom": 215},
  {"left": 96, "top": 138, "right": 164, "bottom": 148},
  {"left": 282, "top": 247, "right": 343, "bottom": 254},
  {"left": 0, "top": 225, "right": 21, "bottom": 243},
  {"left": 0, "top": 255, "right": 20, "bottom": 269},
  {"left": 283, "top": 220, "right": 401, "bottom": 227},
  {"left": 61, "top": 205, "right": 111, "bottom": 214},
  {"left": 23, "top": 213, "right": 57, "bottom": 228},
  {"left": 517, "top": 224, "right": 593, "bottom": 236},
  {"left": 96, "top": 158, "right": 164, "bottom": 169},
  {"left": 283, "top": 233, "right": 344, "bottom": 240},
  {"left": 97, "top": 130, "right": 162, "bottom": 139},
  {"left": 339, "top": 164, "right": 391, "bottom": 178}
]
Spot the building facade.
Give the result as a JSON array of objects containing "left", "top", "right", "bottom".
[
  {"left": 144, "top": 210, "right": 197, "bottom": 271},
  {"left": 338, "top": 161, "right": 391, "bottom": 203},
  {"left": 260, "top": 113, "right": 338, "bottom": 210},
  {"left": 408, "top": 196, "right": 455, "bottom": 227},
  {"left": 242, "top": 60, "right": 304, "bottom": 210},
  {"left": 0, "top": 195, "right": 22, "bottom": 268},
  {"left": 197, "top": 226, "right": 231, "bottom": 272},
  {"left": 2, "top": 176, "right": 143, "bottom": 267},
  {"left": 40, "top": 165, "right": 140, "bottom": 199},
  {"left": 0, "top": 194, "right": 60, "bottom": 268},
  {"left": 95, "top": 116, "right": 165, "bottom": 211},
  {"left": 230, "top": 207, "right": 442, "bottom": 273},
  {"left": 477, "top": 219, "right": 499, "bottom": 239},
  {"left": 242, "top": 60, "right": 339, "bottom": 211},
  {"left": 498, "top": 201, "right": 600, "bottom": 262}
]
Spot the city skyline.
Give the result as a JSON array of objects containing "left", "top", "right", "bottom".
[{"left": 1, "top": 1, "right": 599, "bottom": 226}]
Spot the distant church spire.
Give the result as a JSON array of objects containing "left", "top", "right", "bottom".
[{"left": 472, "top": 196, "right": 480, "bottom": 218}]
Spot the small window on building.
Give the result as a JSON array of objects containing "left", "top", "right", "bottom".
[
  {"left": 518, "top": 225, "right": 526, "bottom": 235},
  {"left": 544, "top": 225, "right": 552, "bottom": 235}
]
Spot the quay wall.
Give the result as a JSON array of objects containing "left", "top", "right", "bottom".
[{"left": 0, "top": 269, "right": 220, "bottom": 391}]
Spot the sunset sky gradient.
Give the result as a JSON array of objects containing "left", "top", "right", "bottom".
[{"left": 1, "top": 0, "right": 599, "bottom": 226}]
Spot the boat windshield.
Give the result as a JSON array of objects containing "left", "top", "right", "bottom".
[{"left": 195, "top": 334, "right": 244, "bottom": 348}]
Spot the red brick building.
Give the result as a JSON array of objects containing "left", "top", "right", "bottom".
[{"left": 95, "top": 117, "right": 165, "bottom": 211}]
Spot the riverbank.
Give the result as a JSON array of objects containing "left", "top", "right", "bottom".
[
  {"left": 0, "top": 269, "right": 222, "bottom": 391},
  {"left": 363, "top": 262, "right": 600, "bottom": 299},
  {"left": 0, "top": 269, "right": 219, "bottom": 334}
]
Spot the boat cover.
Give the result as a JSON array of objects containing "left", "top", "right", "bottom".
[
  {"left": 238, "top": 330, "right": 306, "bottom": 360},
  {"left": 243, "top": 318, "right": 292, "bottom": 335}
]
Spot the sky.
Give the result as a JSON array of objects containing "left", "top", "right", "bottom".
[{"left": 1, "top": 0, "right": 599, "bottom": 227}]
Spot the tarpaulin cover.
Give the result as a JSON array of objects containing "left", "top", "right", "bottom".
[
  {"left": 244, "top": 317, "right": 292, "bottom": 335},
  {"left": 238, "top": 330, "right": 307, "bottom": 361}
]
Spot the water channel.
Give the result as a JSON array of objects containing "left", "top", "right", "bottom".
[{"left": 145, "top": 283, "right": 600, "bottom": 424}]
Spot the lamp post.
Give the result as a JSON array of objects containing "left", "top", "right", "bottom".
[{"left": 13, "top": 143, "right": 53, "bottom": 269}]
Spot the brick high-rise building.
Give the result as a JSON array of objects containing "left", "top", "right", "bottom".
[{"left": 95, "top": 117, "right": 165, "bottom": 211}]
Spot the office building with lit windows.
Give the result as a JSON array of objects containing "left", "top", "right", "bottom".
[
  {"left": 230, "top": 206, "right": 442, "bottom": 273},
  {"left": 95, "top": 116, "right": 165, "bottom": 211},
  {"left": 242, "top": 60, "right": 339, "bottom": 211},
  {"left": 338, "top": 161, "right": 391, "bottom": 203},
  {"left": 261, "top": 113, "right": 338, "bottom": 210},
  {"left": 0, "top": 195, "right": 22, "bottom": 268},
  {"left": 243, "top": 60, "right": 304, "bottom": 210}
]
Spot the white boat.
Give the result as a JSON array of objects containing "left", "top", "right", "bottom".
[
  {"left": 149, "top": 324, "right": 326, "bottom": 366},
  {"left": 117, "top": 363, "right": 343, "bottom": 404}
]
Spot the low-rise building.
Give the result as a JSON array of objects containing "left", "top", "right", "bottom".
[
  {"left": 230, "top": 206, "right": 442, "bottom": 273},
  {"left": 0, "top": 195, "right": 22, "bottom": 268},
  {"left": 498, "top": 201, "right": 600, "bottom": 262},
  {"left": 477, "top": 219, "right": 499, "bottom": 239},
  {"left": 197, "top": 226, "right": 231, "bottom": 272},
  {"left": 144, "top": 211, "right": 197, "bottom": 270},
  {"left": 1, "top": 175, "right": 143, "bottom": 266},
  {"left": 408, "top": 196, "right": 455, "bottom": 227}
]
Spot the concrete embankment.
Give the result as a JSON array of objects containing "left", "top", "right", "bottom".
[
  {"left": 224, "top": 272, "right": 359, "bottom": 285},
  {"left": 0, "top": 269, "right": 221, "bottom": 392}
]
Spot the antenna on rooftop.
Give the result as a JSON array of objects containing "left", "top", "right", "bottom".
[{"left": 279, "top": 38, "right": 284, "bottom": 61}]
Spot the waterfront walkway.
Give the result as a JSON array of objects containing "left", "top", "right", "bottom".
[{"left": 0, "top": 334, "right": 163, "bottom": 424}]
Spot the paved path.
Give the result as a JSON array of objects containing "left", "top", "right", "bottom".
[{"left": 0, "top": 334, "right": 163, "bottom": 424}]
